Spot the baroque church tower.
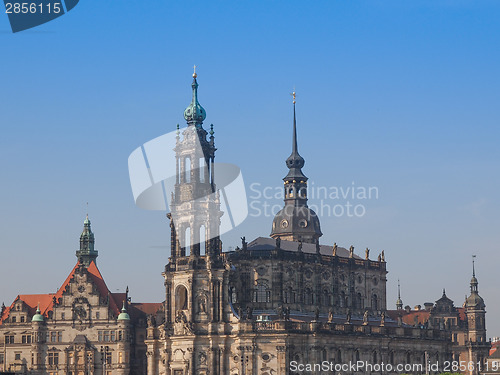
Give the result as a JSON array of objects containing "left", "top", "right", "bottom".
[
  {"left": 146, "top": 72, "right": 234, "bottom": 375},
  {"left": 464, "top": 257, "right": 489, "bottom": 375},
  {"left": 270, "top": 92, "right": 322, "bottom": 244}
]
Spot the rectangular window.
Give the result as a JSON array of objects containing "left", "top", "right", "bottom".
[
  {"left": 103, "top": 331, "right": 109, "bottom": 342},
  {"left": 96, "top": 311, "right": 100, "bottom": 319},
  {"left": 0, "top": 353, "right": 4, "bottom": 364},
  {"left": 20, "top": 316, "right": 25, "bottom": 323},
  {"left": 69, "top": 352, "right": 74, "bottom": 365},
  {"left": 119, "top": 352, "right": 123, "bottom": 364},
  {"left": 51, "top": 331, "right": 57, "bottom": 342},
  {"left": 61, "top": 312, "right": 65, "bottom": 320},
  {"left": 5, "top": 335, "right": 14, "bottom": 344},
  {"left": 118, "top": 331, "right": 123, "bottom": 341},
  {"left": 57, "top": 331, "right": 62, "bottom": 342},
  {"left": 110, "top": 331, "right": 115, "bottom": 342},
  {"left": 21, "top": 335, "right": 31, "bottom": 344},
  {"left": 11, "top": 316, "right": 16, "bottom": 323},
  {"left": 15, "top": 353, "right": 21, "bottom": 360},
  {"left": 98, "top": 331, "right": 103, "bottom": 342},
  {"left": 106, "top": 352, "right": 112, "bottom": 364}
]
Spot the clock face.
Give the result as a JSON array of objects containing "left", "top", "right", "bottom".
[{"left": 281, "top": 219, "right": 289, "bottom": 228}]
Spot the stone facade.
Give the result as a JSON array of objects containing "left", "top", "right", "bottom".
[{"left": 0, "top": 75, "right": 490, "bottom": 375}]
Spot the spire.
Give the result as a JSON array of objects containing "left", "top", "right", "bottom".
[
  {"left": 470, "top": 255, "right": 478, "bottom": 293},
  {"left": 76, "top": 215, "right": 98, "bottom": 266},
  {"left": 270, "top": 91, "right": 322, "bottom": 244},
  {"left": 442, "top": 288, "right": 446, "bottom": 297},
  {"left": 396, "top": 279, "right": 403, "bottom": 310},
  {"left": 466, "top": 255, "right": 485, "bottom": 310},
  {"left": 183, "top": 66, "right": 206, "bottom": 126},
  {"left": 285, "top": 92, "right": 306, "bottom": 180}
]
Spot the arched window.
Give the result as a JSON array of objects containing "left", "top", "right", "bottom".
[
  {"left": 254, "top": 282, "right": 270, "bottom": 303},
  {"left": 185, "top": 157, "right": 191, "bottom": 183},
  {"left": 355, "top": 350, "right": 360, "bottom": 362},
  {"left": 184, "top": 227, "right": 191, "bottom": 254},
  {"left": 373, "top": 350, "right": 378, "bottom": 363},
  {"left": 305, "top": 288, "right": 313, "bottom": 304},
  {"left": 337, "top": 349, "right": 342, "bottom": 363},
  {"left": 372, "top": 294, "right": 378, "bottom": 311},
  {"left": 176, "top": 285, "right": 188, "bottom": 310},
  {"left": 322, "top": 289, "right": 330, "bottom": 306},
  {"left": 356, "top": 293, "right": 363, "bottom": 309},
  {"left": 390, "top": 351, "right": 395, "bottom": 365},
  {"left": 199, "top": 224, "right": 206, "bottom": 256},
  {"left": 340, "top": 292, "right": 346, "bottom": 308},
  {"left": 199, "top": 157, "right": 206, "bottom": 183}
]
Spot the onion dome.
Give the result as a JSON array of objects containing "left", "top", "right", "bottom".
[{"left": 183, "top": 68, "right": 206, "bottom": 126}]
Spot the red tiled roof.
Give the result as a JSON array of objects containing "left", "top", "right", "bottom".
[
  {"left": 1, "top": 260, "right": 121, "bottom": 324},
  {"left": 386, "top": 309, "right": 431, "bottom": 325},
  {"left": 131, "top": 303, "right": 163, "bottom": 315}
]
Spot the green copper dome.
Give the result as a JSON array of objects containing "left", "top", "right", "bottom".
[
  {"left": 183, "top": 72, "right": 206, "bottom": 126},
  {"left": 118, "top": 302, "right": 130, "bottom": 321},
  {"left": 32, "top": 305, "right": 44, "bottom": 322}
]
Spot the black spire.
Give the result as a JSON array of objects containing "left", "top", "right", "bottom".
[
  {"left": 285, "top": 100, "right": 307, "bottom": 180},
  {"left": 270, "top": 91, "right": 322, "bottom": 244}
]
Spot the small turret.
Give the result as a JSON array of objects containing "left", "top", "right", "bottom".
[
  {"left": 396, "top": 279, "right": 403, "bottom": 310},
  {"left": 32, "top": 304, "right": 44, "bottom": 322},
  {"left": 76, "top": 215, "right": 98, "bottom": 266},
  {"left": 118, "top": 301, "right": 130, "bottom": 321}
]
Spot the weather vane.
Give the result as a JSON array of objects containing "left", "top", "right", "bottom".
[{"left": 290, "top": 87, "right": 296, "bottom": 104}]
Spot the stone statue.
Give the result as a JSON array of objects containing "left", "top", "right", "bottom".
[
  {"left": 381, "top": 250, "right": 385, "bottom": 262},
  {"left": 198, "top": 297, "right": 206, "bottom": 313},
  {"left": 332, "top": 243, "right": 337, "bottom": 256},
  {"left": 397, "top": 315, "right": 403, "bottom": 327},
  {"left": 314, "top": 307, "right": 320, "bottom": 321},
  {"left": 277, "top": 305, "right": 285, "bottom": 320},
  {"left": 365, "top": 248, "right": 370, "bottom": 260},
  {"left": 298, "top": 241, "right": 303, "bottom": 252},
  {"left": 284, "top": 306, "right": 290, "bottom": 321},
  {"left": 378, "top": 254, "right": 382, "bottom": 262},
  {"left": 246, "top": 306, "right": 253, "bottom": 320},
  {"left": 346, "top": 309, "right": 352, "bottom": 324},
  {"left": 328, "top": 309, "right": 334, "bottom": 323},
  {"left": 241, "top": 236, "right": 247, "bottom": 251},
  {"left": 363, "top": 310, "right": 369, "bottom": 325},
  {"left": 349, "top": 245, "right": 354, "bottom": 258},
  {"left": 380, "top": 311, "right": 386, "bottom": 326}
]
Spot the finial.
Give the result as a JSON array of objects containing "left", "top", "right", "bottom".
[
  {"left": 210, "top": 124, "right": 214, "bottom": 136},
  {"left": 86, "top": 202, "right": 88, "bottom": 219},
  {"left": 193, "top": 65, "right": 197, "bottom": 78},
  {"left": 290, "top": 87, "right": 296, "bottom": 104},
  {"left": 443, "top": 288, "right": 446, "bottom": 296},
  {"left": 398, "top": 279, "right": 401, "bottom": 298},
  {"left": 472, "top": 254, "right": 476, "bottom": 277}
]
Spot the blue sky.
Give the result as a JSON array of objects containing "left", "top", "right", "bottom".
[{"left": 1, "top": 0, "right": 499, "bottom": 337}]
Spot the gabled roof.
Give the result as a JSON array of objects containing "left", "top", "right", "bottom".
[{"left": 1, "top": 260, "right": 122, "bottom": 325}]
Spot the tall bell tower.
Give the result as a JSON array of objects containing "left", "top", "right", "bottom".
[{"left": 146, "top": 71, "right": 233, "bottom": 375}]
